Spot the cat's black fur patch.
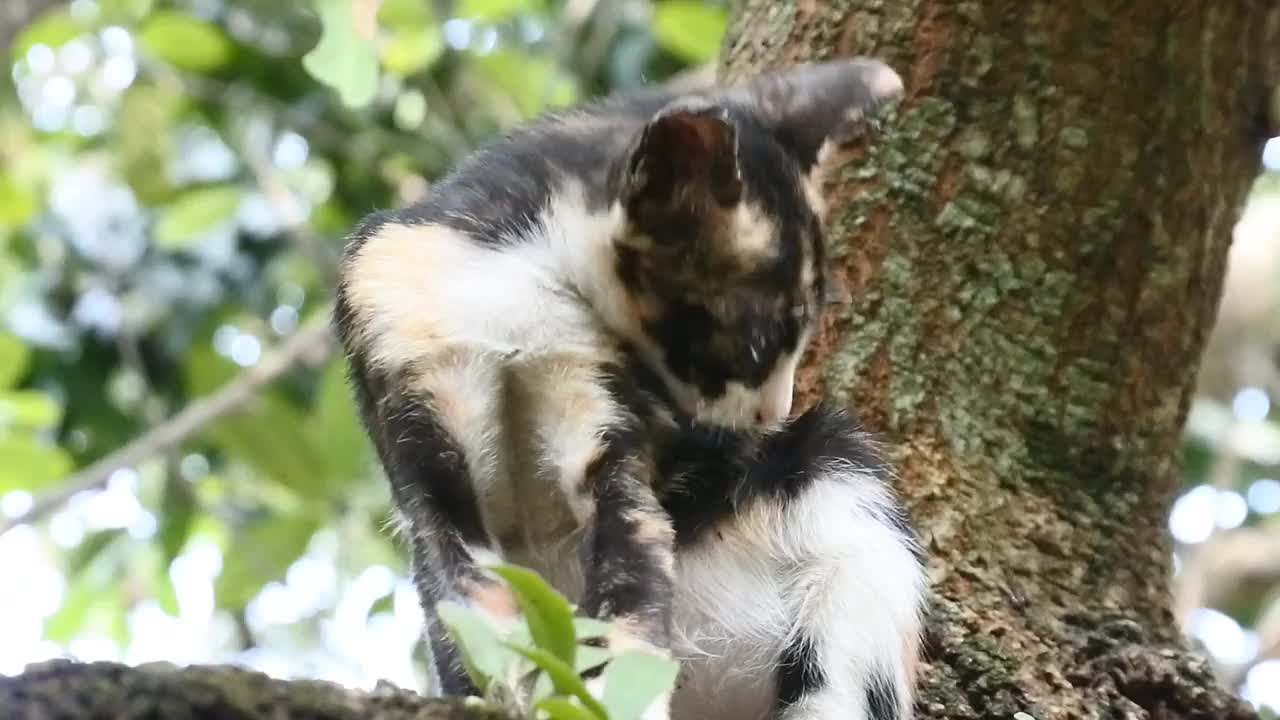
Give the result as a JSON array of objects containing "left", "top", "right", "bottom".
[
  {"left": 865, "top": 669, "right": 901, "bottom": 720},
  {"left": 374, "top": 381, "right": 491, "bottom": 551},
  {"left": 658, "top": 402, "right": 885, "bottom": 547},
  {"left": 427, "top": 615, "right": 479, "bottom": 697},
  {"left": 775, "top": 633, "right": 826, "bottom": 710},
  {"left": 342, "top": 94, "right": 673, "bottom": 257}
]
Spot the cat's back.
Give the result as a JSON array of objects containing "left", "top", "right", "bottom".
[
  {"left": 334, "top": 90, "right": 673, "bottom": 367},
  {"left": 368, "top": 89, "right": 673, "bottom": 247}
]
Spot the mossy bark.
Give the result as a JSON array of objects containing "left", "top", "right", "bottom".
[
  {"left": 723, "top": 2, "right": 1280, "bottom": 719},
  {"left": 5, "top": 4, "right": 1280, "bottom": 720},
  {"left": 1, "top": 660, "right": 516, "bottom": 720}
]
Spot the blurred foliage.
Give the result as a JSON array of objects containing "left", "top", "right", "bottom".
[
  {"left": 1175, "top": 156, "right": 1280, "bottom": 706},
  {"left": 0, "top": 0, "right": 725, "bottom": 689},
  {"left": 3, "top": 0, "right": 1279, "bottom": 711},
  {"left": 0, "top": 331, "right": 73, "bottom": 492}
]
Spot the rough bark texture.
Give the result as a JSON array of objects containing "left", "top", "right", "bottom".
[
  {"left": 721, "top": 2, "right": 1280, "bottom": 719},
  {"left": 5, "top": 3, "right": 1280, "bottom": 720},
  {"left": 0, "top": 660, "right": 515, "bottom": 720}
]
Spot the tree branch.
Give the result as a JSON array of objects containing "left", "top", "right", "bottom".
[
  {"left": 1, "top": 660, "right": 514, "bottom": 720},
  {"left": 0, "top": 0, "right": 63, "bottom": 56},
  {"left": 0, "top": 314, "right": 335, "bottom": 535}
]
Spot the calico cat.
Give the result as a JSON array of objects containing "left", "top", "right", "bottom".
[{"left": 333, "top": 58, "right": 926, "bottom": 719}]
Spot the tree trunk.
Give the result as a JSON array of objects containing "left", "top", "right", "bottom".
[
  {"left": 722, "top": 2, "right": 1280, "bottom": 719},
  {"left": 5, "top": 4, "right": 1280, "bottom": 720}
]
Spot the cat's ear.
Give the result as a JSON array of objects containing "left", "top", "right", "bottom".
[
  {"left": 622, "top": 97, "right": 743, "bottom": 211},
  {"left": 726, "top": 58, "right": 904, "bottom": 174}
]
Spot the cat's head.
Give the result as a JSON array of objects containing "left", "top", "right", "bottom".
[{"left": 610, "top": 58, "right": 903, "bottom": 430}]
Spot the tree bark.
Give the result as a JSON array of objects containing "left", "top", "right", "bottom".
[
  {"left": 1, "top": 660, "right": 515, "bottom": 720},
  {"left": 722, "top": 2, "right": 1280, "bottom": 719},
  {"left": 5, "top": 3, "right": 1280, "bottom": 720}
]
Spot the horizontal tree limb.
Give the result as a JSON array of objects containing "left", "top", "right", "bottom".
[
  {"left": 0, "top": 314, "right": 335, "bottom": 535},
  {"left": 0, "top": 659, "right": 515, "bottom": 720}
]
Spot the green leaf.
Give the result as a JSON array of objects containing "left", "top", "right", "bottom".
[
  {"left": 306, "top": 359, "right": 370, "bottom": 494},
  {"left": 379, "top": 0, "right": 433, "bottom": 27},
  {"left": 138, "top": 11, "right": 234, "bottom": 71},
  {"left": 505, "top": 643, "right": 608, "bottom": 719},
  {"left": 457, "top": 0, "right": 540, "bottom": 21},
  {"left": 599, "top": 651, "right": 681, "bottom": 720},
  {"left": 68, "top": 529, "right": 127, "bottom": 575},
  {"left": 0, "top": 437, "right": 73, "bottom": 493},
  {"left": 535, "top": 697, "right": 604, "bottom": 720},
  {"left": 184, "top": 342, "right": 329, "bottom": 495},
  {"left": 380, "top": 27, "right": 444, "bottom": 75},
  {"left": 214, "top": 514, "right": 318, "bottom": 609},
  {"left": 0, "top": 333, "right": 30, "bottom": 389},
  {"left": 573, "top": 617, "right": 611, "bottom": 640},
  {"left": 0, "top": 390, "right": 63, "bottom": 431},
  {"left": 0, "top": 173, "right": 38, "bottom": 227},
  {"left": 117, "top": 84, "right": 183, "bottom": 205},
  {"left": 151, "top": 564, "right": 181, "bottom": 616},
  {"left": 575, "top": 645, "right": 611, "bottom": 675},
  {"left": 304, "top": 0, "right": 380, "bottom": 109},
  {"left": 474, "top": 51, "right": 578, "bottom": 118},
  {"left": 211, "top": 392, "right": 328, "bottom": 496},
  {"left": 10, "top": 9, "right": 83, "bottom": 62},
  {"left": 47, "top": 534, "right": 131, "bottom": 644},
  {"left": 436, "top": 601, "right": 521, "bottom": 692},
  {"left": 44, "top": 576, "right": 99, "bottom": 642},
  {"left": 503, "top": 615, "right": 534, "bottom": 647},
  {"left": 652, "top": 1, "right": 727, "bottom": 63},
  {"left": 157, "top": 473, "right": 195, "bottom": 564},
  {"left": 183, "top": 343, "right": 238, "bottom": 396},
  {"left": 368, "top": 590, "right": 395, "bottom": 618},
  {"left": 153, "top": 185, "right": 242, "bottom": 250},
  {"left": 103, "top": 588, "right": 130, "bottom": 647},
  {"left": 488, "top": 564, "right": 577, "bottom": 666},
  {"left": 99, "top": 0, "right": 155, "bottom": 21}
]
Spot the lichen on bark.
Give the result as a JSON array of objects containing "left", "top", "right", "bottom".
[
  {"left": 4, "top": 3, "right": 1280, "bottom": 720},
  {"left": 725, "top": 1, "right": 1280, "bottom": 718}
]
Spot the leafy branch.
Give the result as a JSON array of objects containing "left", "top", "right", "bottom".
[
  {"left": 439, "top": 563, "right": 679, "bottom": 720},
  {"left": 2, "top": 562, "right": 679, "bottom": 720},
  {"left": 0, "top": 313, "right": 335, "bottom": 535}
]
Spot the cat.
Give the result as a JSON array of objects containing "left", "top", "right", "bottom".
[{"left": 333, "top": 58, "right": 925, "bottom": 719}]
